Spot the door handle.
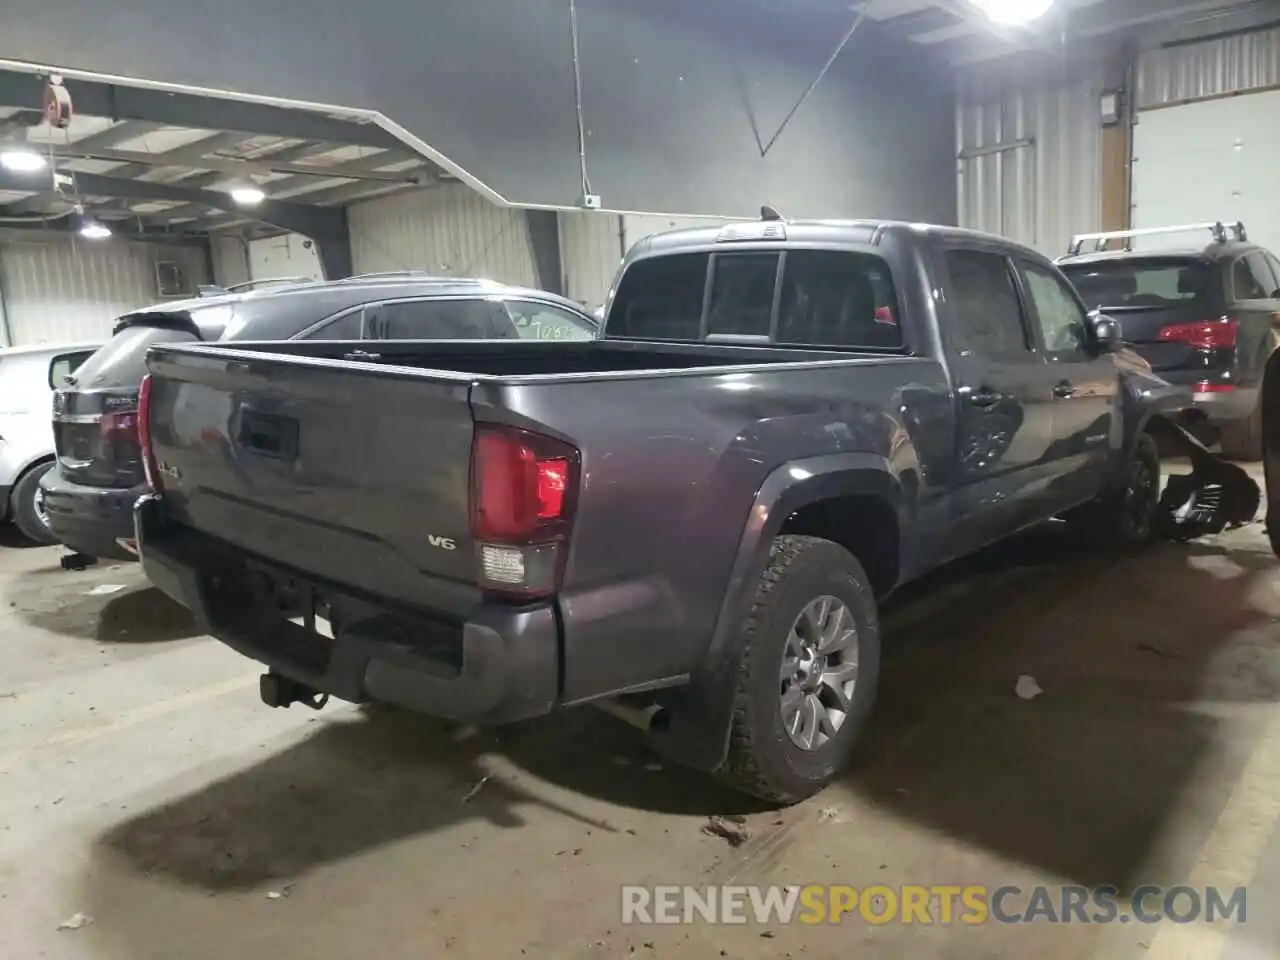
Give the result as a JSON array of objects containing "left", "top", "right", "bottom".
[
  {"left": 1053, "top": 381, "right": 1076, "bottom": 399},
  {"left": 966, "top": 386, "right": 1003, "bottom": 408}
]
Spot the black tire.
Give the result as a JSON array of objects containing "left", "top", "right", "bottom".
[
  {"left": 1219, "top": 401, "right": 1262, "bottom": 462},
  {"left": 716, "top": 535, "right": 881, "bottom": 805},
  {"left": 1066, "top": 432, "right": 1161, "bottom": 548},
  {"left": 10, "top": 461, "right": 58, "bottom": 545}
]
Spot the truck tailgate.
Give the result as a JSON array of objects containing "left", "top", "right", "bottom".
[{"left": 145, "top": 346, "right": 478, "bottom": 612}]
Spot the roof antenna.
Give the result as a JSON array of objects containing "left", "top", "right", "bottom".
[{"left": 761, "top": 205, "right": 783, "bottom": 222}]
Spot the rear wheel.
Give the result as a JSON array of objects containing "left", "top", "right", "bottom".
[
  {"left": 10, "top": 461, "right": 59, "bottom": 545},
  {"left": 716, "top": 535, "right": 881, "bottom": 805}
]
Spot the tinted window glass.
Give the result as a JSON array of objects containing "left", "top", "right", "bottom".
[
  {"left": 1234, "top": 257, "right": 1272, "bottom": 300},
  {"left": 777, "top": 251, "right": 902, "bottom": 348},
  {"left": 305, "top": 311, "right": 364, "bottom": 340},
  {"left": 1244, "top": 253, "right": 1278, "bottom": 299},
  {"left": 1021, "top": 261, "right": 1089, "bottom": 356},
  {"left": 505, "top": 301, "right": 596, "bottom": 341},
  {"left": 1268, "top": 254, "right": 1280, "bottom": 294},
  {"left": 68, "top": 325, "right": 200, "bottom": 390},
  {"left": 608, "top": 253, "right": 709, "bottom": 340},
  {"left": 48, "top": 350, "right": 96, "bottom": 389},
  {"left": 944, "top": 250, "right": 1029, "bottom": 357},
  {"left": 370, "top": 299, "right": 520, "bottom": 339},
  {"left": 707, "top": 254, "right": 778, "bottom": 337},
  {"left": 1061, "top": 258, "right": 1210, "bottom": 311}
]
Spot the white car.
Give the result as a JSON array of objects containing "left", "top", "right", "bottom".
[{"left": 0, "top": 342, "right": 101, "bottom": 544}]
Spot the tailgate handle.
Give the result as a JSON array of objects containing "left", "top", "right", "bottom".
[{"left": 237, "top": 409, "right": 299, "bottom": 460}]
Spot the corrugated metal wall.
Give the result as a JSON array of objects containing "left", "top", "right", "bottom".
[
  {"left": 210, "top": 235, "right": 251, "bottom": 288},
  {"left": 955, "top": 65, "right": 1103, "bottom": 254},
  {"left": 558, "top": 212, "right": 624, "bottom": 309},
  {"left": 348, "top": 184, "right": 539, "bottom": 286},
  {"left": 0, "top": 231, "right": 209, "bottom": 346},
  {"left": 1137, "top": 24, "right": 1280, "bottom": 109}
]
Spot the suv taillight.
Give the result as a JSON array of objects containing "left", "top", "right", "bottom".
[
  {"left": 470, "top": 424, "right": 579, "bottom": 598},
  {"left": 137, "top": 374, "right": 161, "bottom": 493},
  {"left": 1158, "top": 318, "right": 1238, "bottom": 350}
]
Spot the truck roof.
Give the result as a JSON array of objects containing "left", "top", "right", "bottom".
[{"left": 627, "top": 218, "right": 1052, "bottom": 262}]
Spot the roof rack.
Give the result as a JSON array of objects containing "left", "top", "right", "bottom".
[
  {"left": 339, "top": 270, "right": 488, "bottom": 282},
  {"left": 1067, "top": 221, "right": 1248, "bottom": 257}
]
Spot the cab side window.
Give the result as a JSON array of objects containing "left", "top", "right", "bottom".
[
  {"left": 943, "top": 249, "right": 1031, "bottom": 360},
  {"left": 304, "top": 311, "right": 365, "bottom": 340},
  {"left": 505, "top": 301, "right": 596, "bottom": 341},
  {"left": 1019, "top": 260, "right": 1090, "bottom": 359}
]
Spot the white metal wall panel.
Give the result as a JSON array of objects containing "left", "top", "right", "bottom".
[
  {"left": 210, "top": 235, "right": 251, "bottom": 288},
  {"left": 1137, "top": 26, "right": 1280, "bottom": 110},
  {"left": 1131, "top": 89, "right": 1280, "bottom": 256},
  {"left": 348, "top": 184, "right": 538, "bottom": 286},
  {"left": 956, "top": 71, "right": 1102, "bottom": 255},
  {"left": 558, "top": 211, "right": 624, "bottom": 309},
  {"left": 248, "top": 234, "right": 325, "bottom": 281},
  {"left": 0, "top": 232, "right": 208, "bottom": 346}
]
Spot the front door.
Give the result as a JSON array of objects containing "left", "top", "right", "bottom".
[
  {"left": 1016, "top": 258, "right": 1120, "bottom": 511},
  {"left": 937, "top": 246, "right": 1062, "bottom": 554}
]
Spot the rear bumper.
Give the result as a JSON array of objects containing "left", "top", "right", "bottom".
[
  {"left": 39, "top": 466, "right": 143, "bottom": 561},
  {"left": 134, "top": 495, "right": 560, "bottom": 724}
]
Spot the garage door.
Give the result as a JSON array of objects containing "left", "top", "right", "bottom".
[{"left": 1131, "top": 89, "right": 1280, "bottom": 254}]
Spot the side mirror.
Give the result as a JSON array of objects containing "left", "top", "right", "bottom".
[{"left": 1091, "top": 313, "right": 1121, "bottom": 352}]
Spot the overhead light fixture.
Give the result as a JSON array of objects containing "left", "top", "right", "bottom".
[
  {"left": 969, "top": 0, "right": 1054, "bottom": 25},
  {"left": 229, "top": 181, "right": 266, "bottom": 206},
  {"left": 0, "top": 145, "right": 47, "bottom": 173},
  {"left": 78, "top": 215, "right": 111, "bottom": 240}
]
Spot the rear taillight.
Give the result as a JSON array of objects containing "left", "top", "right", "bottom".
[
  {"left": 470, "top": 424, "right": 579, "bottom": 598},
  {"left": 1195, "top": 381, "right": 1236, "bottom": 394},
  {"left": 1158, "top": 318, "right": 1238, "bottom": 350},
  {"left": 137, "top": 374, "right": 161, "bottom": 493}
]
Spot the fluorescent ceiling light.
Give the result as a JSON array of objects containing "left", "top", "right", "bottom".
[
  {"left": 0, "top": 147, "right": 47, "bottom": 173},
  {"left": 79, "top": 219, "right": 112, "bottom": 240},
  {"left": 229, "top": 184, "right": 266, "bottom": 206},
  {"left": 969, "top": 0, "right": 1054, "bottom": 24}
]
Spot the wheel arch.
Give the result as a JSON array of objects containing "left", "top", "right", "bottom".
[{"left": 648, "top": 453, "right": 903, "bottom": 773}]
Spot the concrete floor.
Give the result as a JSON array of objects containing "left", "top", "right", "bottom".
[{"left": 3, "top": 483, "right": 1280, "bottom": 959}]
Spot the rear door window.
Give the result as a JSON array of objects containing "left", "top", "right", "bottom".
[
  {"left": 504, "top": 301, "right": 597, "bottom": 341},
  {"left": 367, "top": 299, "right": 520, "bottom": 339},
  {"left": 1243, "top": 253, "right": 1279, "bottom": 300},
  {"left": 304, "top": 311, "right": 365, "bottom": 340}
]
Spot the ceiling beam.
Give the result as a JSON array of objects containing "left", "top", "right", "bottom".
[
  {"left": 288, "top": 178, "right": 430, "bottom": 207},
  {"left": 19, "top": 143, "right": 428, "bottom": 183},
  {"left": 0, "top": 70, "right": 404, "bottom": 150}
]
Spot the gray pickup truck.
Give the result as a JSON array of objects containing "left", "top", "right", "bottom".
[{"left": 133, "top": 217, "right": 1187, "bottom": 804}]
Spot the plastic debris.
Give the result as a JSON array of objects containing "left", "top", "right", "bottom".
[
  {"left": 57, "top": 913, "right": 94, "bottom": 931},
  {"left": 462, "top": 774, "right": 492, "bottom": 803},
  {"left": 702, "top": 815, "right": 750, "bottom": 847},
  {"left": 87, "top": 583, "right": 127, "bottom": 596},
  {"left": 1015, "top": 675, "right": 1043, "bottom": 700}
]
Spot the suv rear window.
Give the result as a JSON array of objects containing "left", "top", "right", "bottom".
[
  {"left": 1061, "top": 258, "right": 1212, "bottom": 312},
  {"left": 609, "top": 250, "right": 902, "bottom": 348}
]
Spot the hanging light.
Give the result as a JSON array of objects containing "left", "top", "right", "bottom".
[
  {"left": 969, "top": 0, "right": 1054, "bottom": 24},
  {"left": 0, "top": 128, "right": 47, "bottom": 173},
  {"left": 228, "top": 180, "right": 266, "bottom": 206},
  {"left": 75, "top": 206, "right": 111, "bottom": 240}
]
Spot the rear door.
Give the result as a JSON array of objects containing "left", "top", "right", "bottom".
[
  {"left": 936, "top": 245, "right": 1061, "bottom": 549},
  {"left": 1016, "top": 258, "right": 1119, "bottom": 507}
]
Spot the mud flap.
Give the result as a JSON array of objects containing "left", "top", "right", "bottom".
[{"left": 1145, "top": 415, "right": 1260, "bottom": 541}]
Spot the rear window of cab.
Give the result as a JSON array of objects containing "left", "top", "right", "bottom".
[{"left": 608, "top": 250, "right": 903, "bottom": 349}]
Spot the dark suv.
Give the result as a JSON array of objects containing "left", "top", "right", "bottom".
[
  {"left": 1058, "top": 222, "right": 1280, "bottom": 459},
  {"left": 41, "top": 275, "right": 597, "bottom": 562}
]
